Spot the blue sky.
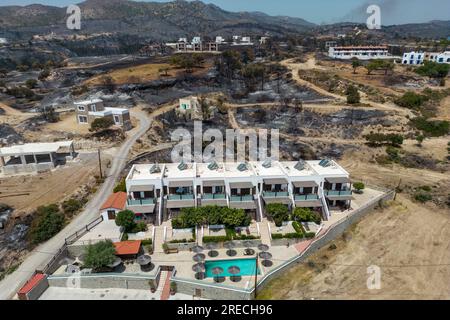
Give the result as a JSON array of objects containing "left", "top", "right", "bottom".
[{"left": 2, "top": 0, "right": 450, "bottom": 25}]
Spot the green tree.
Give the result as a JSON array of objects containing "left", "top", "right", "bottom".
[
  {"left": 90, "top": 117, "right": 114, "bottom": 132},
  {"left": 29, "top": 204, "right": 65, "bottom": 244},
  {"left": 292, "top": 207, "right": 321, "bottom": 224},
  {"left": 84, "top": 240, "right": 116, "bottom": 270},
  {"left": 266, "top": 203, "right": 289, "bottom": 227},
  {"left": 221, "top": 209, "right": 250, "bottom": 228},
  {"left": 61, "top": 198, "right": 83, "bottom": 217},
  {"left": 113, "top": 178, "right": 127, "bottom": 193},
  {"left": 115, "top": 210, "right": 136, "bottom": 232},
  {"left": 351, "top": 58, "right": 362, "bottom": 74},
  {"left": 395, "top": 91, "right": 428, "bottom": 110},
  {"left": 346, "top": 85, "right": 360, "bottom": 104},
  {"left": 353, "top": 182, "right": 365, "bottom": 194}
]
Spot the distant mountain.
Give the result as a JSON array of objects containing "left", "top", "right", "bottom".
[{"left": 0, "top": 0, "right": 315, "bottom": 40}]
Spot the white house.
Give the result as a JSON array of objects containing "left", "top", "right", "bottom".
[
  {"left": 100, "top": 192, "right": 127, "bottom": 221},
  {"left": 329, "top": 46, "right": 390, "bottom": 60},
  {"left": 435, "top": 51, "right": 450, "bottom": 64},
  {"left": 215, "top": 36, "right": 226, "bottom": 44},
  {"left": 402, "top": 51, "right": 425, "bottom": 65},
  {"left": 125, "top": 160, "right": 352, "bottom": 225}
]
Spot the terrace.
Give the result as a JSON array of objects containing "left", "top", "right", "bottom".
[
  {"left": 164, "top": 162, "right": 196, "bottom": 209},
  {"left": 197, "top": 162, "right": 228, "bottom": 207}
]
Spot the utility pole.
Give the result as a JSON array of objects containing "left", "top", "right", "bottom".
[
  {"left": 254, "top": 253, "right": 259, "bottom": 299},
  {"left": 394, "top": 178, "right": 402, "bottom": 201},
  {"left": 98, "top": 149, "right": 103, "bottom": 180}
]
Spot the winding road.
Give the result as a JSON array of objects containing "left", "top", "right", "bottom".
[{"left": 0, "top": 108, "right": 151, "bottom": 300}]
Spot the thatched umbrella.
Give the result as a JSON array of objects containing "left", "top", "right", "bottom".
[
  {"left": 205, "top": 243, "right": 216, "bottom": 250},
  {"left": 137, "top": 255, "right": 152, "bottom": 266},
  {"left": 195, "top": 272, "right": 206, "bottom": 280},
  {"left": 208, "top": 250, "right": 219, "bottom": 258},
  {"left": 192, "top": 263, "right": 205, "bottom": 273},
  {"left": 192, "top": 245, "right": 204, "bottom": 253},
  {"left": 258, "top": 244, "right": 269, "bottom": 252},
  {"left": 211, "top": 266, "right": 224, "bottom": 282},
  {"left": 193, "top": 253, "right": 206, "bottom": 262},
  {"left": 243, "top": 241, "right": 253, "bottom": 248},
  {"left": 224, "top": 241, "right": 235, "bottom": 249},
  {"left": 107, "top": 257, "right": 122, "bottom": 268},
  {"left": 261, "top": 260, "right": 273, "bottom": 267},
  {"left": 226, "top": 249, "right": 237, "bottom": 257},
  {"left": 259, "top": 252, "right": 272, "bottom": 260},
  {"left": 228, "top": 265, "right": 241, "bottom": 282},
  {"left": 244, "top": 248, "right": 255, "bottom": 256}
]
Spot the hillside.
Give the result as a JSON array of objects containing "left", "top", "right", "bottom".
[{"left": 0, "top": 0, "right": 315, "bottom": 39}]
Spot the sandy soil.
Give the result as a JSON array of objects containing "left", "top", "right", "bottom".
[
  {"left": 0, "top": 152, "right": 106, "bottom": 214},
  {"left": 258, "top": 194, "right": 450, "bottom": 300},
  {"left": 0, "top": 101, "right": 34, "bottom": 126}
]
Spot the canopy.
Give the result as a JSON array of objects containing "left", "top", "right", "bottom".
[
  {"left": 229, "top": 182, "right": 253, "bottom": 189},
  {"left": 263, "top": 178, "right": 288, "bottom": 185},
  {"left": 326, "top": 177, "right": 351, "bottom": 184},
  {"left": 202, "top": 180, "right": 225, "bottom": 187},
  {"left": 292, "top": 181, "right": 319, "bottom": 188}
]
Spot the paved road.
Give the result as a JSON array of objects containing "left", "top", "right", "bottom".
[{"left": 0, "top": 109, "right": 151, "bottom": 300}]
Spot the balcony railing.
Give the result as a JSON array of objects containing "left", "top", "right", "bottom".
[
  {"left": 202, "top": 193, "right": 226, "bottom": 200},
  {"left": 294, "top": 194, "right": 319, "bottom": 201},
  {"left": 127, "top": 198, "right": 155, "bottom": 206},
  {"left": 263, "top": 191, "right": 289, "bottom": 198},
  {"left": 325, "top": 190, "right": 352, "bottom": 197},
  {"left": 168, "top": 194, "right": 195, "bottom": 201},
  {"left": 230, "top": 195, "right": 254, "bottom": 202}
]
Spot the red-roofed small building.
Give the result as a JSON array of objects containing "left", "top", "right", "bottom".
[
  {"left": 114, "top": 240, "right": 142, "bottom": 258},
  {"left": 17, "top": 273, "right": 49, "bottom": 300},
  {"left": 100, "top": 192, "right": 127, "bottom": 221}
]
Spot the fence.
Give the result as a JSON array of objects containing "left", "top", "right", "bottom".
[{"left": 37, "top": 216, "right": 104, "bottom": 275}]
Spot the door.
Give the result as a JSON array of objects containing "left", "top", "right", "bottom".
[
  {"left": 107, "top": 210, "right": 116, "bottom": 220},
  {"left": 195, "top": 289, "right": 202, "bottom": 297}
]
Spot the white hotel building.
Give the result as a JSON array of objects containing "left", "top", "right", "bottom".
[
  {"left": 328, "top": 46, "right": 390, "bottom": 60},
  {"left": 124, "top": 160, "right": 353, "bottom": 225}
]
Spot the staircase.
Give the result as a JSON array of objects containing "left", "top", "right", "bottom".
[
  {"left": 159, "top": 270, "right": 172, "bottom": 300},
  {"left": 258, "top": 219, "right": 272, "bottom": 246},
  {"left": 153, "top": 226, "right": 166, "bottom": 253}
]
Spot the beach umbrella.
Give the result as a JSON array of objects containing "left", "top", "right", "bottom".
[
  {"left": 193, "top": 253, "right": 206, "bottom": 262},
  {"left": 261, "top": 260, "right": 273, "bottom": 267},
  {"left": 192, "top": 245, "right": 204, "bottom": 253},
  {"left": 136, "top": 255, "right": 152, "bottom": 266},
  {"left": 230, "top": 275, "right": 242, "bottom": 283},
  {"left": 258, "top": 244, "right": 269, "bottom": 252},
  {"left": 208, "top": 250, "right": 219, "bottom": 258},
  {"left": 192, "top": 263, "right": 205, "bottom": 272},
  {"left": 195, "top": 272, "right": 206, "bottom": 280},
  {"left": 226, "top": 249, "right": 237, "bottom": 257},
  {"left": 224, "top": 241, "right": 235, "bottom": 249},
  {"left": 211, "top": 266, "right": 224, "bottom": 282},
  {"left": 228, "top": 266, "right": 240, "bottom": 276},
  {"left": 244, "top": 248, "right": 255, "bottom": 256},
  {"left": 73, "top": 254, "right": 85, "bottom": 265},
  {"left": 205, "top": 243, "right": 216, "bottom": 250},
  {"left": 243, "top": 241, "right": 253, "bottom": 248},
  {"left": 107, "top": 257, "right": 122, "bottom": 268},
  {"left": 259, "top": 252, "right": 272, "bottom": 260}
]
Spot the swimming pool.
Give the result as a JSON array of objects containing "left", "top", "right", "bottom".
[{"left": 204, "top": 258, "right": 260, "bottom": 278}]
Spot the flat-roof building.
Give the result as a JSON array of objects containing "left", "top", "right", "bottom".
[{"left": 124, "top": 160, "right": 352, "bottom": 226}]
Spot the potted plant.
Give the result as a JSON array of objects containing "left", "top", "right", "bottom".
[
  {"left": 170, "top": 281, "right": 177, "bottom": 295},
  {"left": 149, "top": 279, "right": 157, "bottom": 293}
]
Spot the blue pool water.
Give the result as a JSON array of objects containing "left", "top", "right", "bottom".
[{"left": 205, "top": 258, "right": 260, "bottom": 278}]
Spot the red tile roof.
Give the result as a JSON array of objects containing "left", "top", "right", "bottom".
[
  {"left": 18, "top": 273, "right": 46, "bottom": 295},
  {"left": 114, "top": 240, "right": 141, "bottom": 256},
  {"left": 101, "top": 192, "right": 127, "bottom": 211}
]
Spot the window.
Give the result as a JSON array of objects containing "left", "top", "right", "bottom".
[
  {"left": 90, "top": 104, "right": 97, "bottom": 112},
  {"left": 114, "top": 115, "right": 120, "bottom": 124},
  {"left": 78, "top": 115, "right": 88, "bottom": 123},
  {"left": 77, "top": 105, "right": 85, "bottom": 112}
]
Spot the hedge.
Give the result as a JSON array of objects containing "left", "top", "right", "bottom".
[{"left": 203, "top": 236, "right": 230, "bottom": 243}]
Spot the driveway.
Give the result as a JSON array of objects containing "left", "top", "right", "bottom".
[{"left": 0, "top": 109, "right": 151, "bottom": 300}]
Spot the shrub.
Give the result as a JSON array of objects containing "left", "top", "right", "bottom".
[
  {"left": 131, "top": 222, "right": 147, "bottom": 233},
  {"left": 25, "top": 79, "right": 37, "bottom": 89},
  {"left": 346, "top": 85, "right": 360, "bottom": 104},
  {"left": 414, "top": 192, "right": 432, "bottom": 203},
  {"left": 410, "top": 117, "right": 449, "bottom": 137},
  {"left": 416, "top": 61, "right": 450, "bottom": 78},
  {"left": 115, "top": 210, "right": 136, "bottom": 233},
  {"left": 203, "top": 236, "right": 229, "bottom": 243},
  {"left": 283, "top": 233, "right": 304, "bottom": 239},
  {"left": 29, "top": 204, "right": 65, "bottom": 244},
  {"left": 90, "top": 117, "right": 114, "bottom": 132},
  {"left": 61, "top": 198, "right": 83, "bottom": 217},
  {"left": 364, "top": 133, "right": 404, "bottom": 147},
  {"left": 305, "top": 232, "right": 316, "bottom": 239},
  {"left": 271, "top": 233, "right": 283, "bottom": 239},
  {"left": 83, "top": 240, "right": 116, "bottom": 270},
  {"left": 292, "top": 221, "right": 305, "bottom": 235},
  {"left": 172, "top": 206, "right": 251, "bottom": 229},
  {"left": 113, "top": 178, "right": 126, "bottom": 193},
  {"left": 141, "top": 239, "right": 153, "bottom": 246},
  {"left": 395, "top": 92, "right": 428, "bottom": 110},
  {"left": 353, "top": 182, "right": 365, "bottom": 194}
]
